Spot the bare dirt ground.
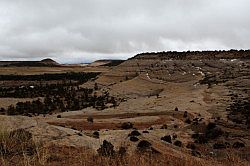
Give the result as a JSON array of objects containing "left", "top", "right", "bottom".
[
  {"left": 0, "top": 56, "right": 249, "bottom": 165},
  {"left": 0, "top": 97, "right": 44, "bottom": 109}
]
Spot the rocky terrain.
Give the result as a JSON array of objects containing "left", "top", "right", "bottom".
[{"left": 0, "top": 50, "right": 249, "bottom": 166}]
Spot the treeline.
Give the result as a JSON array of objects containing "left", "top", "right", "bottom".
[
  {"left": 101, "top": 60, "right": 125, "bottom": 67},
  {"left": 0, "top": 72, "right": 100, "bottom": 82},
  {"left": 0, "top": 83, "right": 82, "bottom": 98},
  {"left": 0, "top": 88, "right": 119, "bottom": 116},
  {"left": 132, "top": 50, "right": 250, "bottom": 60},
  {"left": 0, "top": 72, "right": 100, "bottom": 98},
  {"left": 0, "top": 72, "right": 121, "bottom": 116}
]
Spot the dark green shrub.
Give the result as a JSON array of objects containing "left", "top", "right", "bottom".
[
  {"left": 97, "top": 140, "right": 115, "bottom": 157},
  {"left": 233, "top": 142, "right": 245, "bottom": 148},
  {"left": 93, "top": 131, "right": 99, "bottom": 138},
  {"left": 160, "top": 124, "right": 168, "bottom": 129},
  {"left": 183, "top": 111, "right": 188, "bottom": 118},
  {"left": 137, "top": 140, "right": 151, "bottom": 150},
  {"left": 121, "top": 122, "right": 133, "bottom": 129},
  {"left": 87, "top": 116, "right": 94, "bottom": 123},
  {"left": 130, "top": 136, "right": 139, "bottom": 142},
  {"left": 186, "top": 143, "right": 196, "bottom": 150},
  {"left": 174, "top": 140, "right": 182, "bottom": 147},
  {"left": 161, "top": 135, "right": 172, "bottom": 143},
  {"left": 128, "top": 130, "right": 141, "bottom": 137}
]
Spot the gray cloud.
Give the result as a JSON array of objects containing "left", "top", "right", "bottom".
[{"left": 0, "top": 0, "right": 249, "bottom": 63}]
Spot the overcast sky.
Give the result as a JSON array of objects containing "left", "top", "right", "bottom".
[{"left": 0, "top": 0, "right": 249, "bottom": 63}]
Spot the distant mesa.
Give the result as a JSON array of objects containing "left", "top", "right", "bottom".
[
  {"left": 40, "top": 58, "right": 59, "bottom": 66},
  {"left": 1, "top": 50, "right": 249, "bottom": 67},
  {"left": 41, "top": 58, "right": 57, "bottom": 63},
  {"left": 131, "top": 50, "right": 250, "bottom": 60},
  {"left": 0, "top": 58, "right": 60, "bottom": 67}
]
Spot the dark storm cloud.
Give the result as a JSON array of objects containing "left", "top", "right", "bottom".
[{"left": 0, "top": 0, "right": 249, "bottom": 63}]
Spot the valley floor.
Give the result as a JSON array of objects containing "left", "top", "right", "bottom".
[{"left": 0, "top": 57, "right": 249, "bottom": 166}]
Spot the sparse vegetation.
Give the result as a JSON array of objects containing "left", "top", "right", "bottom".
[
  {"left": 130, "top": 136, "right": 139, "bottom": 142},
  {"left": 93, "top": 131, "right": 100, "bottom": 138},
  {"left": 185, "top": 118, "right": 192, "bottom": 124},
  {"left": 137, "top": 140, "right": 152, "bottom": 151},
  {"left": 186, "top": 143, "right": 196, "bottom": 150},
  {"left": 97, "top": 140, "right": 115, "bottom": 157},
  {"left": 233, "top": 142, "right": 245, "bottom": 148},
  {"left": 227, "top": 98, "right": 250, "bottom": 127},
  {"left": 191, "top": 150, "right": 201, "bottom": 157},
  {"left": 161, "top": 135, "right": 172, "bottom": 144},
  {"left": 174, "top": 140, "right": 182, "bottom": 147},
  {"left": 87, "top": 116, "right": 94, "bottom": 123},
  {"left": 128, "top": 130, "right": 141, "bottom": 137},
  {"left": 160, "top": 124, "right": 168, "bottom": 129},
  {"left": 0, "top": 72, "right": 122, "bottom": 115},
  {"left": 0, "top": 50, "right": 249, "bottom": 165},
  {"left": 183, "top": 111, "right": 188, "bottom": 118},
  {"left": 121, "top": 122, "right": 134, "bottom": 129},
  {"left": 0, "top": 128, "right": 36, "bottom": 158},
  {"left": 192, "top": 122, "right": 224, "bottom": 144}
]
